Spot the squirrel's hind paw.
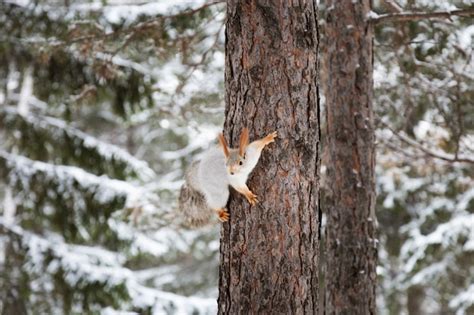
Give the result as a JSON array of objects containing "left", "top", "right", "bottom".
[
  {"left": 217, "top": 208, "right": 230, "bottom": 222},
  {"left": 246, "top": 192, "right": 258, "bottom": 205}
]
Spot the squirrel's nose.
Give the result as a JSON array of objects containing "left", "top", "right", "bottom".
[{"left": 230, "top": 172, "right": 234, "bottom": 175}]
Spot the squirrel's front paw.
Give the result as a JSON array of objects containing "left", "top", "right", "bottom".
[
  {"left": 264, "top": 131, "right": 278, "bottom": 145},
  {"left": 246, "top": 191, "right": 258, "bottom": 205},
  {"left": 217, "top": 208, "right": 230, "bottom": 222}
]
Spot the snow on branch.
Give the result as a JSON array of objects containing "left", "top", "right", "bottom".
[
  {"left": 378, "top": 119, "right": 474, "bottom": 164},
  {"left": 0, "top": 150, "right": 144, "bottom": 242},
  {"left": 370, "top": 8, "right": 474, "bottom": 24},
  {"left": 450, "top": 284, "right": 474, "bottom": 315},
  {"left": 401, "top": 213, "right": 474, "bottom": 277},
  {"left": 107, "top": 219, "right": 191, "bottom": 258},
  {"left": 68, "top": 0, "right": 223, "bottom": 26},
  {"left": 0, "top": 220, "right": 216, "bottom": 314},
  {"left": 7, "top": 0, "right": 224, "bottom": 48},
  {"left": 0, "top": 150, "right": 138, "bottom": 199},
  {"left": 0, "top": 107, "right": 156, "bottom": 180},
  {"left": 0, "top": 150, "right": 195, "bottom": 256},
  {"left": 5, "top": 0, "right": 224, "bottom": 24}
]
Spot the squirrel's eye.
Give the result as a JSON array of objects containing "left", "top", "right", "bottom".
[{"left": 239, "top": 161, "right": 243, "bottom": 166}]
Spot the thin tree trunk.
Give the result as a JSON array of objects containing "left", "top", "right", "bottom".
[
  {"left": 218, "top": 1, "right": 320, "bottom": 314},
  {"left": 407, "top": 285, "right": 425, "bottom": 315},
  {"left": 324, "top": 0, "right": 377, "bottom": 314}
]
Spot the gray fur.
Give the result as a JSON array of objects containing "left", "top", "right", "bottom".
[
  {"left": 197, "top": 147, "right": 229, "bottom": 209},
  {"left": 178, "top": 181, "right": 212, "bottom": 228},
  {"left": 178, "top": 147, "right": 230, "bottom": 228}
]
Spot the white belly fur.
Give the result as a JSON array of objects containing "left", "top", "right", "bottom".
[{"left": 228, "top": 143, "right": 262, "bottom": 190}]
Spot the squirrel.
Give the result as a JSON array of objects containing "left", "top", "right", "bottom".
[{"left": 178, "top": 128, "right": 277, "bottom": 227}]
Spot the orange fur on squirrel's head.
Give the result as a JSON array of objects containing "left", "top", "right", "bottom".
[
  {"left": 218, "top": 128, "right": 249, "bottom": 175},
  {"left": 218, "top": 133, "right": 230, "bottom": 158},
  {"left": 238, "top": 128, "right": 249, "bottom": 157}
]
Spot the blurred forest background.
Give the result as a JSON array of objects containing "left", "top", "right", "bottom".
[{"left": 0, "top": 0, "right": 473, "bottom": 314}]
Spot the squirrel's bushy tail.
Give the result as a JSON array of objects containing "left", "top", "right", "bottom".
[{"left": 177, "top": 161, "right": 214, "bottom": 228}]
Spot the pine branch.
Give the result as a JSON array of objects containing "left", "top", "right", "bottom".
[
  {"left": 0, "top": 218, "right": 217, "bottom": 314},
  {"left": 378, "top": 120, "right": 474, "bottom": 165},
  {"left": 370, "top": 8, "right": 474, "bottom": 24},
  {"left": 0, "top": 150, "right": 138, "bottom": 201},
  {"left": 0, "top": 150, "right": 135, "bottom": 242},
  {"left": 0, "top": 108, "right": 156, "bottom": 180}
]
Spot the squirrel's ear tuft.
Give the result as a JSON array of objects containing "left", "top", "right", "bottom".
[
  {"left": 218, "top": 133, "right": 230, "bottom": 158},
  {"left": 239, "top": 128, "right": 249, "bottom": 157}
]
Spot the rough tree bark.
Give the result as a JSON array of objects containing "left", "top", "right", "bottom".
[
  {"left": 324, "top": 0, "right": 377, "bottom": 314},
  {"left": 218, "top": 1, "right": 320, "bottom": 314}
]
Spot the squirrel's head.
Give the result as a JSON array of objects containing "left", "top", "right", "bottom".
[{"left": 218, "top": 128, "right": 249, "bottom": 176}]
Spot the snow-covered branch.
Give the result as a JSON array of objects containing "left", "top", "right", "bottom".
[
  {"left": 0, "top": 108, "right": 156, "bottom": 180},
  {"left": 0, "top": 150, "right": 143, "bottom": 243},
  {"left": 0, "top": 220, "right": 217, "bottom": 314},
  {"left": 370, "top": 8, "right": 474, "bottom": 24},
  {"left": 378, "top": 119, "right": 474, "bottom": 164}
]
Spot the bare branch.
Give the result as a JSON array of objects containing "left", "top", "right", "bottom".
[
  {"left": 382, "top": 0, "right": 403, "bottom": 13},
  {"left": 370, "top": 8, "right": 474, "bottom": 24},
  {"left": 378, "top": 119, "right": 474, "bottom": 165}
]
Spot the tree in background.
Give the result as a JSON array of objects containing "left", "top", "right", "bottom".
[
  {"left": 0, "top": 1, "right": 225, "bottom": 313},
  {"left": 370, "top": 1, "right": 474, "bottom": 314},
  {"left": 323, "top": 0, "right": 377, "bottom": 313},
  {"left": 320, "top": 0, "right": 474, "bottom": 314},
  {"left": 218, "top": 1, "right": 320, "bottom": 313}
]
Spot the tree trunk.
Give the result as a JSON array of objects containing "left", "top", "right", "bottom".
[
  {"left": 218, "top": 1, "right": 320, "bottom": 314},
  {"left": 407, "top": 285, "right": 425, "bottom": 315},
  {"left": 324, "top": 1, "right": 377, "bottom": 314}
]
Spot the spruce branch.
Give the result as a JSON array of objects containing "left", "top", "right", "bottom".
[{"left": 370, "top": 8, "right": 474, "bottom": 24}]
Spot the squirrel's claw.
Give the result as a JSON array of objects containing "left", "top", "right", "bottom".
[
  {"left": 217, "top": 208, "right": 230, "bottom": 222},
  {"left": 246, "top": 192, "right": 258, "bottom": 205},
  {"left": 269, "top": 131, "right": 278, "bottom": 140}
]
